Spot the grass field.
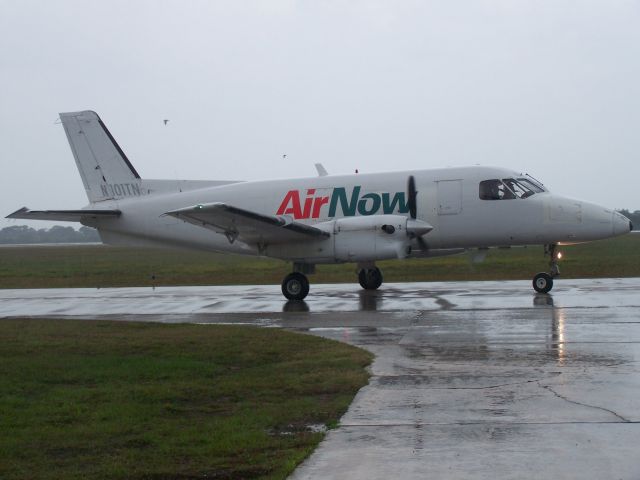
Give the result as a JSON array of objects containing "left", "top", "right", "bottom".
[
  {"left": 0, "top": 319, "right": 372, "bottom": 480},
  {"left": 1, "top": 235, "right": 639, "bottom": 289}
]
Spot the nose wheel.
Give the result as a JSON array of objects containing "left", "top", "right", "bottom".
[
  {"left": 533, "top": 272, "right": 554, "bottom": 293},
  {"left": 532, "top": 244, "right": 560, "bottom": 294}
]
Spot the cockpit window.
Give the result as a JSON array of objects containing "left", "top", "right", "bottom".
[
  {"left": 479, "top": 178, "right": 544, "bottom": 200},
  {"left": 524, "top": 174, "right": 546, "bottom": 191},
  {"left": 517, "top": 178, "right": 545, "bottom": 193},
  {"left": 479, "top": 180, "right": 511, "bottom": 200},
  {"left": 503, "top": 178, "right": 533, "bottom": 198}
]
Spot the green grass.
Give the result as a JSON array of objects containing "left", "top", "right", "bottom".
[
  {"left": 0, "top": 319, "right": 373, "bottom": 480},
  {"left": 1, "top": 235, "right": 639, "bottom": 289}
]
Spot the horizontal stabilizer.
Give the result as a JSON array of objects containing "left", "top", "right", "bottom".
[
  {"left": 6, "top": 207, "right": 121, "bottom": 222},
  {"left": 165, "top": 202, "right": 330, "bottom": 245}
]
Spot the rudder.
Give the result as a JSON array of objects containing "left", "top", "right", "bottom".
[{"left": 60, "top": 110, "right": 143, "bottom": 202}]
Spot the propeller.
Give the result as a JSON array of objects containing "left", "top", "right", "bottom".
[
  {"left": 406, "top": 175, "right": 431, "bottom": 251},
  {"left": 408, "top": 175, "right": 417, "bottom": 220}
]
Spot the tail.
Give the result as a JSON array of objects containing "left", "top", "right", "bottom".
[{"left": 60, "top": 110, "right": 143, "bottom": 203}]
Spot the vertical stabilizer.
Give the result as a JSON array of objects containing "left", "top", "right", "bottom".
[{"left": 60, "top": 110, "right": 143, "bottom": 202}]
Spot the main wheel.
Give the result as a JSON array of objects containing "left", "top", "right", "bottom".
[
  {"left": 281, "top": 272, "right": 310, "bottom": 301},
  {"left": 532, "top": 272, "right": 553, "bottom": 294},
  {"left": 358, "top": 267, "right": 383, "bottom": 290}
]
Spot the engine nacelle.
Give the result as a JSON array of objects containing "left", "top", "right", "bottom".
[
  {"left": 331, "top": 215, "right": 411, "bottom": 262},
  {"left": 264, "top": 215, "right": 432, "bottom": 264}
]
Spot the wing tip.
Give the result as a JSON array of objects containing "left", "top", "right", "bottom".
[{"left": 6, "top": 207, "right": 29, "bottom": 219}]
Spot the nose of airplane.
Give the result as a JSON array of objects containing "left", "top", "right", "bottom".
[
  {"left": 613, "top": 211, "right": 633, "bottom": 236},
  {"left": 573, "top": 200, "right": 631, "bottom": 241}
]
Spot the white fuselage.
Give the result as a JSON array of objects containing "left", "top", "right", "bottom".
[{"left": 82, "top": 166, "right": 630, "bottom": 264}]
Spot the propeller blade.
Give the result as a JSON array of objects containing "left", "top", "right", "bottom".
[
  {"left": 469, "top": 248, "right": 489, "bottom": 264},
  {"left": 395, "top": 242, "right": 410, "bottom": 259},
  {"left": 407, "top": 175, "right": 430, "bottom": 252},
  {"left": 407, "top": 175, "right": 417, "bottom": 219},
  {"left": 406, "top": 219, "right": 432, "bottom": 252},
  {"left": 417, "top": 236, "right": 428, "bottom": 251}
]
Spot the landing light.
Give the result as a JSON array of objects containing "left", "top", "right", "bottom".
[{"left": 556, "top": 252, "right": 563, "bottom": 260}]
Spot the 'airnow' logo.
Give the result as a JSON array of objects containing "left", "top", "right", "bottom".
[{"left": 276, "top": 186, "right": 409, "bottom": 219}]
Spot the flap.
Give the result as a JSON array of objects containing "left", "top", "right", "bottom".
[{"left": 165, "top": 202, "right": 330, "bottom": 245}]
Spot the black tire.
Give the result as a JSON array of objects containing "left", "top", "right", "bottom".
[
  {"left": 358, "top": 267, "right": 383, "bottom": 290},
  {"left": 532, "top": 272, "right": 553, "bottom": 294},
  {"left": 281, "top": 272, "right": 310, "bottom": 301}
]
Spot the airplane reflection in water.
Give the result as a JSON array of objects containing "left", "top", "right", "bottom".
[
  {"left": 283, "top": 289, "right": 383, "bottom": 312},
  {"left": 551, "top": 300, "right": 566, "bottom": 366},
  {"left": 535, "top": 295, "right": 568, "bottom": 366},
  {"left": 286, "top": 288, "right": 569, "bottom": 367}
]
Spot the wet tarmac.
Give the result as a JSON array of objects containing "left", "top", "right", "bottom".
[{"left": 2, "top": 278, "right": 640, "bottom": 479}]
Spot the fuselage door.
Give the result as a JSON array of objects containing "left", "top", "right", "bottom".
[{"left": 437, "top": 180, "right": 462, "bottom": 215}]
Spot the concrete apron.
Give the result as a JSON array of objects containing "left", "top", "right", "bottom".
[{"left": 1, "top": 279, "right": 639, "bottom": 479}]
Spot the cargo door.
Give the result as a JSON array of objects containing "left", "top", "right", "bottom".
[{"left": 437, "top": 180, "right": 462, "bottom": 215}]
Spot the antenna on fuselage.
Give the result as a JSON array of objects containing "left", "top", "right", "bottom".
[{"left": 315, "top": 163, "right": 329, "bottom": 177}]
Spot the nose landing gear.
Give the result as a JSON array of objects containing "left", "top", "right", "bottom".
[{"left": 532, "top": 244, "right": 561, "bottom": 294}]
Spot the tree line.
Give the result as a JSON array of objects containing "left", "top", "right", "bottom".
[
  {"left": 1, "top": 209, "right": 638, "bottom": 244},
  {"left": 0, "top": 225, "right": 100, "bottom": 244}
]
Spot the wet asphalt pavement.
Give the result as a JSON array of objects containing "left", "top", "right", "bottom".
[{"left": 2, "top": 278, "right": 640, "bottom": 479}]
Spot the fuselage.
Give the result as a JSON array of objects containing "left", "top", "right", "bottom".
[{"left": 83, "top": 165, "right": 631, "bottom": 263}]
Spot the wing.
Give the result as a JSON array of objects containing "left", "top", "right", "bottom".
[
  {"left": 165, "top": 202, "right": 330, "bottom": 245},
  {"left": 6, "top": 207, "right": 121, "bottom": 222}
]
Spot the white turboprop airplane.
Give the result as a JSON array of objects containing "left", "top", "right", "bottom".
[{"left": 7, "top": 111, "right": 633, "bottom": 300}]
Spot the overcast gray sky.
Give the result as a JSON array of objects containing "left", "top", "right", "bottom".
[{"left": 2, "top": 0, "right": 639, "bottom": 229}]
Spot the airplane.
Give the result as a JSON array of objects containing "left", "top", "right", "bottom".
[{"left": 7, "top": 110, "right": 633, "bottom": 301}]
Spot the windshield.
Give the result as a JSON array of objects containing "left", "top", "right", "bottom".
[
  {"left": 479, "top": 178, "right": 544, "bottom": 200},
  {"left": 524, "top": 174, "right": 546, "bottom": 191}
]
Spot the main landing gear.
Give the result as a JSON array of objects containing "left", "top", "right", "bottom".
[
  {"left": 358, "top": 266, "right": 383, "bottom": 290},
  {"left": 280, "top": 263, "right": 385, "bottom": 301},
  {"left": 281, "top": 272, "right": 310, "bottom": 301},
  {"left": 532, "top": 244, "right": 561, "bottom": 294},
  {"left": 281, "top": 263, "right": 315, "bottom": 301}
]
